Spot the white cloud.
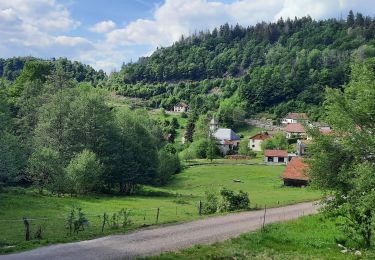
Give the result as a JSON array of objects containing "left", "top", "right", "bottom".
[
  {"left": 89, "top": 20, "right": 116, "bottom": 33},
  {"left": 2, "top": 0, "right": 375, "bottom": 73}
]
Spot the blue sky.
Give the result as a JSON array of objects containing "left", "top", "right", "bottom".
[{"left": 1, "top": 0, "right": 375, "bottom": 72}]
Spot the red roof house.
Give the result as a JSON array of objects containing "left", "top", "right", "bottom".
[
  {"left": 248, "top": 132, "right": 270, "bottom": 151},
  {"left": 264, "top": 150, "right": 288, "bottom": 164},
  {"left": 282, "top": 113, "right": 309, "bottom": 124},
  {"left": 281, "top": 157, "right": 309, "bottom": 186},
  {"left": 284, "top": 123, "right": 307, "bottom": 138}
]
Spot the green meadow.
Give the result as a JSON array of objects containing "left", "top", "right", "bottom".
[{"left": 0, "top": 164, "right": 320, "bottom": 254}]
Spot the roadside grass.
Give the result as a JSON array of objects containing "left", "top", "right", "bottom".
[
  {"left": 0, "top": 164, "right": 320, "bottom": 254},
  {"left": 147, "top": 214, "right": 375, "bottom": 259}
]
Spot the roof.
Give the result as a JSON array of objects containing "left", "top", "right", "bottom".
[
  {"left": 319, "top": 129, "right": 333, "bottom": 135},
  {"left": 174, "top": 102, "right": 188, "bottom": 107},
  {"left": 264, "top": 149, "right": 288, "bottom": 157},
  {"left": 285, "top": 113, "right": 308, "bottom": 120},
  {"left": 281, "top": 157, "right": 309, "bottom": 181},
  {"left": 213, "top": 128, "right": 240, "bottom": 141},
  {"left": 284, "top": 123, "right": 306, "bottom": 133},
  {"left": 249, "top": 132, "right": 270, "bottom": 141}
]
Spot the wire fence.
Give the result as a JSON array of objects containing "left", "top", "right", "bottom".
[{"left": 0, "top": 202, "right": 203, "bottom": 248}]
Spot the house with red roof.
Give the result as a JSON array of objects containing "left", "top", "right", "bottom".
[
  {"left": 264, "top": 149, "right": 288, "bottom": 164},
  {"left": 248, "top": 132, "right": 270, "bottom": 151},
  {"left": 281, "top": 157, "right": 309, "bottom": 186},
  {"left": 284, "top": 123, "right": 307, "bottom": 139}
]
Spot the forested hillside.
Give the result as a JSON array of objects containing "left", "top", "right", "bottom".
[
  {"left": 110, "top": 11, "right": 375, "bottom": 121},
  {"left": 0, "top": 57, "right": 107, "bottom": 86}
]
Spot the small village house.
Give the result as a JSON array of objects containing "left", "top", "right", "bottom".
[
  {"left": 264, "top": 149, "right": 288, "bottom": 164},
  {"left": 280, "top": 157, "right": 309, "bottom": 186},
  {"left": 210, "top": 117, "right": 240, "bottom": 155},
  {"left": 284, "top": 123, "right": 307, "bottom": 139},
  {"left": 173, "top": 102, "right": 189, "bottom": 113},
  {"left": 248, "top": 132, "right": 270, "bottom": 152},
  {"left": 281, "top": 113, "right": 309, "bottom": 125}
]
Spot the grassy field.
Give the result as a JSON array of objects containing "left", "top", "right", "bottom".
[
  {"left": 147, "top": 214, "right": 375, "bottom": 259},
  {"left": 0, "top": 164, "right": 320, "bottom": 254}
]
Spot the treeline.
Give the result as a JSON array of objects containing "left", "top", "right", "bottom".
[
  {"left": 109, "top": 12, "right": 375, "bottom": 123},
  {"left": 0, "top": 57, "right": 107, "bottom": 86},
  {"left": 0, "top": 61, "right": 180, "bottom": 194}
]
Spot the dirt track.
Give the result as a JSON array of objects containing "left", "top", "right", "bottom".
[{"left": 0, "top": 201, "right": 319, "bottom": 260}]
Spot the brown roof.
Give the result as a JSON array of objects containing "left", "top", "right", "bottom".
[
  {"left": 319, "top": 129, "right": 333, "bottom": 135},
  {"left": 264, "top": 150, "right": 288, "bottom": 157},
  {"left": 249, "top": 132, "right": 270, "bottom": 141},
  {"left": 175, "top": 102, "right": 188, "bottom": 107},
  {"left": 286, "top": 113, "right": 308, "bottom": 120},
  {"left": 281, "top": 157, "right": 309, "bottom": 181},
  {"left": 284, "top": 123, "right": 305, "bottom": 133}
]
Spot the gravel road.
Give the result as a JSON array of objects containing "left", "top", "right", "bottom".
[{"left": 1, "top": 201, "right": 319, "bottom": 260}]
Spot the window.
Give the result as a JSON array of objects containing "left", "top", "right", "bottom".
[
  {"left": 277, "top": 157, "right": 285, "bottom": 163},
  {"left": 268, "top": 157, "right": 273, "bottom": 162},
  {"left": 252, "top": 145, "right": 255, "bottom": 148}
]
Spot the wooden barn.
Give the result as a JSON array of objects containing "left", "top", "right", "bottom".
[{"left": 280, "top": 157, "right": 309, "bottom": 187}]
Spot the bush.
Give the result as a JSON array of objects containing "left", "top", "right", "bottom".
[
  {"left": 157, "top": 150, "right": 181, "bottom": 185},
  {"left": 202, "top": 190, "right": 219, "bottom": 214},
  {"left": 181, "top": 112, "right": 187, "bottom": 118},
  {"left": 219, "top": 188, "right": 250, "bottom": 212}
]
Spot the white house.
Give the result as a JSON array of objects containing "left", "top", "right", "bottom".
[
  {"left": 210, "top": 117, "right": 240, "bottom": 155},
  {"left": 264, "top": 150, "right": 288, "bottom": 164},
  {"left": 173, "top": 102, "right": 189, "bottom": 113},
  {"left": 281, "top": 113, "right": 309, "bottom": 125},
  {"left": 248, "top": 132, "right": 270, "bottom": 151}
]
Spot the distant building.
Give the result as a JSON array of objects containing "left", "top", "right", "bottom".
[
  {"left": 264, "top": 150, "right": 288, "bottom": 164},
  {"left": 281, "top": 113, "right": 309, "bottom": 125},
  {"left": 210, "top": 117, "right": 240, "bottom": 155},
  {"left": 280, "top": 157, "right": 309, "bottom": 186},
  {"left": 248, "top": 132, "right": 270, "bottom": 151},
  {"left": 296, "top": 139, "right": 311, "bottom": 156},
  {"left": 284, "top": 123, "right": 307, "bottom": 139},
  {"left": 173, "top": 102, "right": 189, "bottom": 113}
]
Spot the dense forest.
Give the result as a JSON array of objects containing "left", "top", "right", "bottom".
[
  {"left": 0, "top": 60, "right": 180, "bottom": 194},
  {"left": 0, "top": 57, "right": 107, "bottom": 86},
  {"left": 109, "top": 11, "right": 375, "bottom": 122}
]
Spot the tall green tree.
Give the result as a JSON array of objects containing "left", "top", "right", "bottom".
[{"left": 309, "top": 59, "right": 375, "bottom": 248}]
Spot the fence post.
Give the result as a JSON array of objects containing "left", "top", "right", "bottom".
[
  {"left": 144, "top": 210, "right": 146, "bottom": 221},
  {"left": 101, "top": 213, "right": 107, "bottom": 233},
  {"left": 156, "top": 208, "right": 160, "bottom": 224},
  {"left": 23, "top": 217, "right": 30, "bottom": 241},
  {"left": 262, "top": 205, "right": 267, "bottom": 231},
  {"left": 198, "top": 200, "right": 202, "bottom": 216}
]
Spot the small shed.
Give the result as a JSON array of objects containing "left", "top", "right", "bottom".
[
  {"left": 264, "top": 150, "right": 288, "bottom": 164},
  {"left": 281, "top": 157, "right": 309, "bottom": 186}
]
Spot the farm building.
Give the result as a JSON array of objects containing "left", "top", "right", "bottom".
[
  {"left": 281, "top": 157, "right": 309, "bottom": 186},
  {"left": 264, "top": 149, "right": 288, "bottom": 164},
  {"left": 173, "top": 102, "right": 189, "bottom": 113},
  {"left": 281, "top": 113, "right": 309, "bottom": 125},
  {"left": 210, "top": 117, "right": 240, "bottom": 155},
  {"left": 284, "top": 123, "right": 307, "bottom": 139},
  {"left": 248, "top": 132, "right": 270, "bottom": 151}
]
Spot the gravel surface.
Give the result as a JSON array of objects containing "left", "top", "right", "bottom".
[{"left": 1, "top": 201, "right": 319, "bottom": 260}]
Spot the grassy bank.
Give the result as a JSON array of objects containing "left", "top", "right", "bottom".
[
  {"left": 0, "top": 164, "right": 320, "bottom": 254},
  {"left": 147, "top": 214, "right": 375, "bottom": 259}
]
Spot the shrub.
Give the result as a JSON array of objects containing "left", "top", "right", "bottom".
[
  {"left": 202, "top": 190, "right": 219, "bottom": 214},
  {"left": 181, "top": 112, "right": 187, "bottom": 118},
  {"left": 219, "top": 188, "right": 250, "bottom": 212}
]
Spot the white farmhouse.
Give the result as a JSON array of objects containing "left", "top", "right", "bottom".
[{"left": 210, "top": 117, "right": 240, "bottom": 155}]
